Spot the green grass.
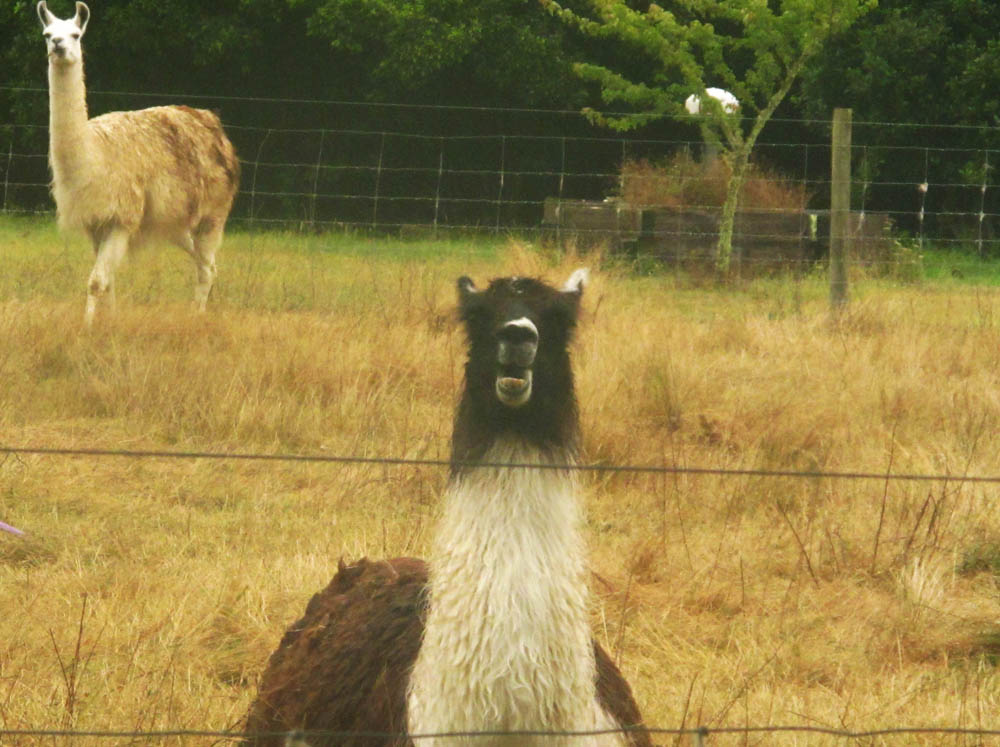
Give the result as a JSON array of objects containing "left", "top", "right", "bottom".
[{"left": 917, "top": 246, "right": 1000, "bottom": 284}]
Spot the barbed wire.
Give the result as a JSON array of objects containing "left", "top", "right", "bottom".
[{"left": 2, "top": 445, "right": 998, "bottom": 485}]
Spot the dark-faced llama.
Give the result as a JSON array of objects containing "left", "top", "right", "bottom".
[{"left": 244, "top": 270, "right": 650, "bottom": 747}]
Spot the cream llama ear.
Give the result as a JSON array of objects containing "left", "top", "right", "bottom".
[
  {"left": 561, "top": 268, "right": 588, "bottom": 295},
  {"left": 37, "top": 1, "right": 57, "bottom": 29},
  {"left": 74, "top": 2, "right": 90, "bottom": 33},
  {"left": 457, "top": 275, "right": 478, "bottom": 299}
]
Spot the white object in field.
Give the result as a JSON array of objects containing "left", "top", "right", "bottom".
[{"left": 685, "top": 88, "right": 740, "bottom": 115}]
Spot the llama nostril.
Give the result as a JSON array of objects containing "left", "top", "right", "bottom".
[{"left": 496, "top": 317, "right": 538, "bottom": 368}]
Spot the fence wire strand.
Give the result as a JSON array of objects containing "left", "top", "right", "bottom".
[
  {"left": 3, "top": 92, "right": 1000, "bottom": 746},
  {"left": 5, "top": 724, "right": 1000, "bottom": 742},
  {"left": 2, "top": 445, "right": 998, "bottom": 485},
  {"left": 3, "top": 99, "right": 1000, "bottom": 254}
]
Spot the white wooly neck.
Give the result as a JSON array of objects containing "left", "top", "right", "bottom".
[
  {"left": 407, "top": 437, "right": 623, "bottom": 746},
  {"left": 47, "top": 58, "right": 97, "bottom": 212}
]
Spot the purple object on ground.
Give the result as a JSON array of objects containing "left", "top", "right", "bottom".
[{"left": 0, "top": 521, "right": 24, "bottom": 537}]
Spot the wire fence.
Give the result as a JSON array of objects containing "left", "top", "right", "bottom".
[
  {"left": 3, "top": 444, "right": 1000, "bottom": 485},
  {"left": 3, "top": 88, "right": 1000, "bottom": 264},
  {"left": 4, "top": 446, "right": 999, "bottom": 744},
  {"left": 3, "top": 91, "right": 1000, "bottom": 745},
  {"left": 5, "top": 723, "right": 1000, "bottom": 743}
]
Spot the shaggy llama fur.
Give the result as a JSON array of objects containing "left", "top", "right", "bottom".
[
  {"left": 407, "top": 441, "right": 625, "bottom": 746},
  {"left": 244, "top": 271, "right": 650, "bottom": 747},
  {"left": 38, "top": 1, "right": 239, "bottom": 324}
]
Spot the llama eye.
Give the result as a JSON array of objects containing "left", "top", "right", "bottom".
[{"left": 71, "top": 33, "right": 80, "bottom": 39}]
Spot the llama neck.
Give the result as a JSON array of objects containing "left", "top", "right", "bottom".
[
  {"left": 431, "top": 439, "right": 587, "bottom": 601},
  {"left": 409, "top": 437, "right": 617, "bottom": 745},
  {"left": 47, "top": 60, "right": 93, "bottom": 182}
]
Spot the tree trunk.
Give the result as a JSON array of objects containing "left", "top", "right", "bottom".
[{"left": 715, "top": 147, "right": 750, "bottom": 274}]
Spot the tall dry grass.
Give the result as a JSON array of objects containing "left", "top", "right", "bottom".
[
  {"left": 618, "top": 152, "right": 811, "bottom": 212},
  {"left": 2, "top": 220, "right": 1000, "bottom": 744}
]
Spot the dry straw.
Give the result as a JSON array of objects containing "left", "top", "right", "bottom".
[{"left": 2, "top": 223, "right": 1000, "bottom": 743}]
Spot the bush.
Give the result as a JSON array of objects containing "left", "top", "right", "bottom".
[{"left": 616, "top": 151, "right": 810, "bottom": 212}]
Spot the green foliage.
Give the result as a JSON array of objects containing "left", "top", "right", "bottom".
[
  {"left": 11, "top": 0, "right": 591, "bottom": 108},
  {"left": 545, "top": 0, "right": 875, "bottom": 133},
  {"left": 959, "top": 542, "right": 1000, "bottom": 577},
  {"left": 544, "top": 0, "right": 877, "bottom": 272},
  {"left": 291, "top": 0, "right": 585, "bottom": 105},
  {"left": 801, "top": 0, "right": 1000, "bottom": 127}
]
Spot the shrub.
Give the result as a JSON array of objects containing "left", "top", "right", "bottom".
[{"left": 616, "top": 151, "right": 810, "bottom": 212}]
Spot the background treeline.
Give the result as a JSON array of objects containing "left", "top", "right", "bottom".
[{"left": 3, "top": 0, "right": 999, "bottom": 249}]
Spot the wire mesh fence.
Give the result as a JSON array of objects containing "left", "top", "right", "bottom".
[
  {"left": 3, "top": 88, "right": 999, "bottom": 263},
  {"left": 3, "top": 90, "right": 1000, "bottom": 745}
]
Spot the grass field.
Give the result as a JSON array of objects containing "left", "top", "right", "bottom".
[{"left": 2, "top": 216, "right": 1000, "bottom": 745}]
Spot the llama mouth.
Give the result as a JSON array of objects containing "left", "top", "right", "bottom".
[{"left": 495, "top": 369, "right": 533, "bottom": 407}]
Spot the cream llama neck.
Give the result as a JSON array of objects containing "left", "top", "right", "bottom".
[
  {"left": 47, "top": 60, "right": 94, "bottom": 185},
  {"left": 407, "top": 438, "right": 623, "bottom": 746}
]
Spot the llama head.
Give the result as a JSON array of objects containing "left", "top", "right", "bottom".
[
  {"left": 38, "top": 2, "right": 89, "bottom": 66},
  {"left": 452, "top": 269, "right": 587, "bottom": 460}
]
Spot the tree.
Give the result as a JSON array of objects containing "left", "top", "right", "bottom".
[
  {"left": 798, "top": 0, "right": 1000, "bottom": 252},
  {"left": 291, "top": 0, "right": 588, "bottom": 107},
  {"left": 801, "top": 0, "right": 1000, "bottom": 127},
  {"left": 544, "top": 0, "right": 876, "bottom": 272}
]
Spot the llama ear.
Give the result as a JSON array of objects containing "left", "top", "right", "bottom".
[
  {"left": 457, "top": 276, "right": 478, "bottom": 301},
  {"left": 73, "top": 2, "right": 90, "bottom": 33},
  {"left": 37, "top": 1, "right": 56, "bottom": 29},
  {"left": 561, "top": 268, "right": 588, "bottom": 297}
]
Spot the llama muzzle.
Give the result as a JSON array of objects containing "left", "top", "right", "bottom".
[
  {"left": 495, "top": 317, "right": 538, "bottom": 407},
  {"left": 496, "top": 369, "right": 533, "bottom": 406}
]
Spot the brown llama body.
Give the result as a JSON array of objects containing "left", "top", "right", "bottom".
[
  {"left": 244, "top": 558, "right": 649, "bottom": 746},
  {"left": 56, "top": 105, "right": 239, "bottom": 248}
]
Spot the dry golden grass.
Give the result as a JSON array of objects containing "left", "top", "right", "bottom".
[{"left": 2, "top": 220, "right": 1000, "bottom": 745}]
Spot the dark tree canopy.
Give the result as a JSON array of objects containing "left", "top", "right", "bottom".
[
  {"left": 801, "top": 0, "right": 1000, "bottom": 127},
  {"left": 4, "top": 0, "right": 1000, "bottom": 251},
  {"left": 6, "top": 0, "right": 998, "bottom": 126},
  {"left": 293, "top": 0, "right": 588, "bottom": 107}
]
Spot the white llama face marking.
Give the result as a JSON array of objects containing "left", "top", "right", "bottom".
[{"left": 38, "top": 2, "right": 89, "bottom": 66}]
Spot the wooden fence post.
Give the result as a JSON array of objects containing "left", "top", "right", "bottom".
[{"left": 830, "top": 108, "right": 852, "bottom": 310}]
